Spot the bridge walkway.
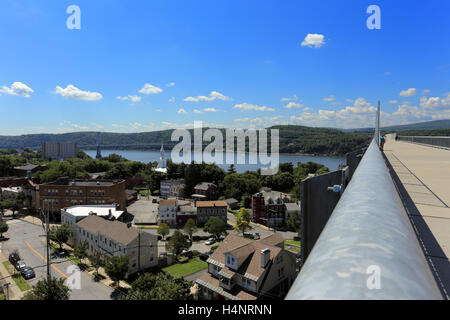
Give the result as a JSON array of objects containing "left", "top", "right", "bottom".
[{"left": 384, "top": 139, "right": 450, "bottom": 299}]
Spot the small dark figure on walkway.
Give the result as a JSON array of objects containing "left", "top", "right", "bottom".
[{"left": 380, "top": 135, "right": 386, "bottom": 151}]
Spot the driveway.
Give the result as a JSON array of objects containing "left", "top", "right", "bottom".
[{"left": 2, "top": 219, "right": 114, "bottom": 300}]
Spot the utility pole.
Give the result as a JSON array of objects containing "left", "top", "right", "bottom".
[{"left": 137, "top": 230, "right": 141, "bottom": 272}]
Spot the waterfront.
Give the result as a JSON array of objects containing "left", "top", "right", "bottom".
[{"left": 83, "top": 149, "right": 345, "bottom": 172}]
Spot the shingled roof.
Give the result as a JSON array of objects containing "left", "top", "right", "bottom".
[{"left": 76, "top": 215, "right": 139, "bottom": 246}]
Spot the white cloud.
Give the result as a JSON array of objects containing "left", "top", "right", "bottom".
[
  {"left": 168, "top": 97, "right": 175, "bottom": 103},
  {"left": 233, "top": 103, "right": 275, "bottom": 112},
  {"left": 184, "top": 91, "right": 230, "bottom": 102},
  {"left": 167, "top": 82, "right": 175, "bottom": 87},
  {"left": 301, "top": 33, "right": 325, "bottom": 48},
  {"left": 422, "top": 89, "right": 430, "bottom": 94},
  {"left": 389, "top": 100, "right": 398, "bottom": 104},
  {"left": 203, "top": 108, "right": 218, "bottom": 112},
  {"left": 177, "top": 108, "right": 187, "bottom": 114},
  {"left": 399, "top": 88, "right": 417, "bottom": 97},
  {"left": 54, "top": 85, "right": 102, "bottom": 101},
  {"left": 0, "top": 81, "right": 34, "bottom": 98},
  {"left": 284, "top": 102, "right": 303, "bottom": 109},
  {"left": 280, "top": 94, "right": 298, "bottom": 102},
  {"left": 193, "top": 109, "right": 203, "bottom": 114},
  {"left": 420, "top": 93, "right": 450, "bottom": 110},
  {"left": 116, "top": 95, "right": 141, "bottom": 102},
  {"left": 303, "top": 107, "right": 313, "bottom": 111},
  {"left": 323, "top": 95, "right": 335, "bottom": 102},
  {"left": 139, "top": 83, "right": 163, "bottom": 95}
]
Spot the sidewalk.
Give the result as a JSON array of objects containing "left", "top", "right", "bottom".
[{"left": 0, "top": 251, "right": 25, "bottom": 300}]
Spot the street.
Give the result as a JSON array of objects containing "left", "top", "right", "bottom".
[{"left": 1, "top": 219, "right": 114, "bottom": 300}]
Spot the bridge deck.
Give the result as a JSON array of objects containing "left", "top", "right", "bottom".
[{"left": 384, "top": 139, "right": 450, "bottom": 298}]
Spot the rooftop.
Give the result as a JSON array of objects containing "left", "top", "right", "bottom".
[
  {"left": 76, "top": 215, "right": 139, "bottom": 246},
  {"left": 62, "top": 205, "right": 123, "bottom": 220},
  {"left": 159, "top": 199, "right": 177, "bottom": 206},
  {"left": 195, "top": 182, "right": 217, "bottom": 190},
  {"left": 196, "top": 200, "right": 228, "bottom": 208}
]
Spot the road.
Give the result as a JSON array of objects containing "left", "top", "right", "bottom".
[{"left": 2, "top": 219, "right": 114, "bottom": 300}]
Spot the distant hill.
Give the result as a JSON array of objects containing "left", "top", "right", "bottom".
[
  {"left": 343, "top": 119, "right": 450, "bottom": 133},
  {"left": 0, "top": 125, "right": 372, "bottom": 156}
]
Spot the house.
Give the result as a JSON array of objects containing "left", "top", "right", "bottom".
[
  {"left": 75, "top": 215, "right": 158, "bottom": 275},
  {"left": 13, "top": 164, "right": 47, "bottom": 177},
  {"left": 251, "top": 190, "right": 289, "bottom": 228},
  {"left": 177, "top": 204, "right": 197, "bottom": 226},
  {"left": 225, "top": 198, "right": 239, "bottom": 210},
  {"left": 284, "top": 202, "right": 300, "bottom": 221},
  {"left": 193, "top": 182, "right": 217, "bottom": 200},
  {"left": 0, "top": 186, "right": 22, "bottom": 199},
  {"left": 61, "top": 205, "right": 124, "bottom": 245},
  {"left": 196, "top": 200, "right": 227, "bottom": 225},
  {"left": 158, "top": 199, "right": 178, "bottom": 227},
  {"left": 196, "top": 233, "right": 297, "bottom": 300},
  {"left": 160, "top": 179, "right": 185, "bottom": 199}
]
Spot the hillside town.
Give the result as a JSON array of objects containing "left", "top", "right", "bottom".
[{"left": 0, "top": 142, "right": 303, "bottom": 300}]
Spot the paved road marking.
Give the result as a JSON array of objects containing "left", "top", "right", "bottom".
[{"left": 25, "top": 241, "right": 68, "bottom": 279}]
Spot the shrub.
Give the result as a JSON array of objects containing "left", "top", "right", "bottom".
[{"left": 211, "top": 245, "right": 219, "bottom": 251}]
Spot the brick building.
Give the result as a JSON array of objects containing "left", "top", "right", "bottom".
[
  {"left": 193, "top": 182, "right": 217, "bottom": 200},
  {"left": 196, "top": 200, "right": 227, "bottom": 225},
  {"left": 251, "top": 190, "right": 289, "bottom": 228},
  {"left": 38, "top": 178, "right": 127, "bottom": 218}
]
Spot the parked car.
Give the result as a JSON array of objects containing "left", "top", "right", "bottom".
[
  {"left": 205, "top": 238, "right": 216, "bottom": 245},
  {"left": 21, "top": 267, "right": 35, "bottom": 280},
  {"left": 254, "top": 232, "right": 261, "bottom": 240},
  {"left": 199, "top": 253, "right": 209, "bottom": 261},
  {"left": 152, "top": 198, "right": 158, "bottom": 203},
  {"left": 15, "top": 260, "right": 26, "bottom": 271},
  {"left": 9, "top": 252, "right": 20, "bottom": 265}
]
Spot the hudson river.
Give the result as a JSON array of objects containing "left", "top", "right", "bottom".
[{"left": 83, "top": 149, "right": 345, "bottom": 172}]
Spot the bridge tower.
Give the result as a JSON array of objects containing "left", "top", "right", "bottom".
[{"left": 96, "top": 132, "right": 102, "bottom": 159}]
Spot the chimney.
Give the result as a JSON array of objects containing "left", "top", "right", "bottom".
[{"left": 260, "top": 248, "right": 270, "bottom": 268}]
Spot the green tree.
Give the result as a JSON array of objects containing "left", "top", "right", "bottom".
[
  {"left": 286, "top": 210, "right": 301, "bottom": 233},
  {"left": 49, "top": 223, "right": 72, "bottom": 250},
  {"left": 88, "top": 251, "right": 104, "bottom": 279},
  {"left": 0, "top": 220, "right": 8, "bottom": 238},
  {"left": 166, "top": 230, "right": 191, "bottom": 259},
  {"left": 73, "top": 240, "right": 88, "bottom": 265},
  {"left": 157, "top": 223, "right": 170, "bottom": 240},
  {"left": 22, "top": 277, "right": 70, "bottom": 300},
  {"left": 183, "top": 218, "right": 197, "bottom": 241},
  {"left": 240, "top": 194, "right": 252, "bottom": 208},
  {"left": 203, "top": 217, "right": 227, "bottom": 240},
  {"left": 234, "top": 208, "right": 252, "bottom": 236},
  {"left": 104, "top": 255, "right": 129, "bottom": 288},
  {"left": 121, "top": 272, "right": 193, "bottom": 300},
  {"left": 227, "top": 164, "right": 236, "bottom": 174}
]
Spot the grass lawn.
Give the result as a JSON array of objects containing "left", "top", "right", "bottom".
[
  {"left": 0, "top": 292, "right": 5, "bottom": 300},
  {"left": 162, "top": 257, "right": 207, "bottom": 278},
  {"left": 2, "top": 261, "right": 31, "bottom": 292},
  {"left": 284, "top": 240, "right": 301, "bottom": 252}
]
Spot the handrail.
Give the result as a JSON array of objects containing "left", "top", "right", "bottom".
[
  {"left": 285, "top": 139, "right": 442, "bottom": 299},
  {"left": 397, "top": 136, "right": 450, "bottom": 149}
]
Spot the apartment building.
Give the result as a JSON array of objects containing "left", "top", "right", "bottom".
[
  {"left": 158, "top": 199, "right": 177, "bottom": 227},
  {"left": 75, "top": 215, "right": 158, "bottom": 275},
  {"left": 42, "top": 141, "right": 77, "bottom": 160},
  {"left": 160, "top": 179, "right": 185, "bottom": 199},
  {"left": 196, "top": 200, "right": 227, "bottom": 225},
  {"left": 251, "top": 190, "right": 290, "bottom": 228},
  {"left": 196, "top": 233, "right": 297, "bottom": 300},
  {"left": 38, "top": 178, "right": 127, "bottom": 216}
]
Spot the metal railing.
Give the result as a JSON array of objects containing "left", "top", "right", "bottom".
[
  {"left": 397, "top": 136, "right": 450, "bottom": 149},
  {"left": 285, "top": 139, "right": 442, "bottom": 299}
]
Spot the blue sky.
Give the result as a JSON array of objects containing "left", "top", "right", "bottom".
[{"left": 0, "top": 0, "right": 449, "bottom": 135}]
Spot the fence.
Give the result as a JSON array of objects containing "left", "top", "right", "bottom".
[{"left": 397, "top": 136, "right": 450, "bottom": 149}]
